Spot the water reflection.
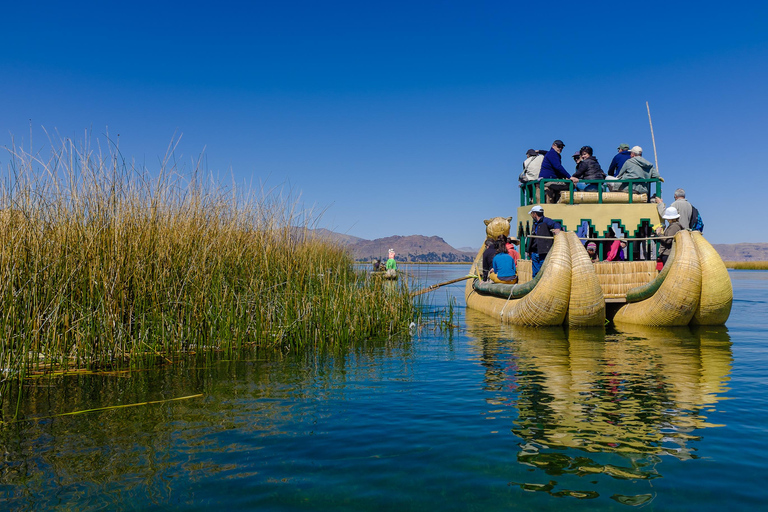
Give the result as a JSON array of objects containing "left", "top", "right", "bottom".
[{"left": 465, "top": 310, "right": 732, "bottom": 499}]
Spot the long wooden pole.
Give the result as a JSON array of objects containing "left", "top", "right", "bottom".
[
  {"left": 410, "top": 275, "right": 475, "bottom": 297},
  {"left": 646, "top": 101, "right": 659, "bottom": 172}
]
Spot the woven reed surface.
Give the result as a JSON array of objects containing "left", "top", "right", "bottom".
[
  {"left": 691, "top": 232, "right": 733, "bottom": 325},
  {"left": 593, "top": 261, "right": 657, "bottom": 298},
  {"left": 466, "top": 233, "right": 571, "bottom": 326},
  {"left": 565, "top": 232, "right": 605, "bottom": 327},
  {"left": 557, "top": 191, "right": 648, "bottom": 204},
  {"left": 517, "top": 259, "right": 532, "bottom": 283},
  {"left": 613, "top": 230, "right": 702, "bottom": 326}
]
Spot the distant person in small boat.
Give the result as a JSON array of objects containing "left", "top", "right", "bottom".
[
  {"left": 489, "top": 239, "right": 518, "bottom": 284},
  {"left": 571, "top": 146, "right": 606, "bottom": 192},
  {"left": 482, "top": 239, "right": 496, "bottom": 281},
  {"left": 615, "top": 146, "right": 663, "bottom": 197},
  {"left": 527, "top": 205, "right": 562, "bottom": 278},
  {"left": 653, "top": 188, "right": 692, "bottom": 230},
  {"left": 586, "top": 242, "right": 599, "bottom": 262},
  {"left": 658, "top": 207, "right": 682, "bottom": 266},
  {"left": 505, "top": 235, "right": 521, "bottom": 265},
  {"left": 607, "top": 143, "right": 631, "bottom": 177},
  {"left": 372, "top": 259, "right": 382, "bottom": 271},
  {"left": 519, "top": 149, "right": 545, "bottom": 183},
  {"left": 385, "top": 249, "right": 397, "bottom": 277},
  {"left": 539, "top": 140, "right": 572, "bottom": 203},
  {"left": 606, "top": 239, "right": 628, "bottom": 261}
]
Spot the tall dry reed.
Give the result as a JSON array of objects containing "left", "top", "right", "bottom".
[{"left": 0, "top": 133, "right": 415, "bottom": 412}]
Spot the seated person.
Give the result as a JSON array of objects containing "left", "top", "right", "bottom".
[
  {"left": 571, "top": 146, "right": 606, "bottom": 192},
  {"left": 481, "top": 239, "right": 496, "bottom": 281},
  {"left": 606, "top": 239, "right": 628, "bottom": 261},
  {"left": 489, "top": 240, "right": 518, "bottom": 284},
  {"left": 586, "top": 242, "right": 598, "bottom": 262},
  {"left": 505, "top": 235, "right": 521, "bottom": 265}
]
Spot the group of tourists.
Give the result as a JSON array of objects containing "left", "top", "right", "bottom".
[
  {"left": 481, "top": 234, "right": 520, "bottom": 284},
  {"left": 521, "top": 140, "right": 663, "bottom": 202}
]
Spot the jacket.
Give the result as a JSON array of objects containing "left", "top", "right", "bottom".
[
  {"left": 657, "top": 198, "right": 693, "bottom": 230},
  {"left": 607, "top": 150, "right": 631, "bottom": 177},
  {"left": 616, "top": 156, "right": 659, "bottom": 195},
  {"left": 528, "top": 216, "right": 561, "bottom": 256},
  {"left": 539, "top": 148, "right": 571, "bottom": 180},
  {"left": 520, "top": 155, "right": 544, "bottom": 183},
  {"left": 659, "top": 222, "right": 682, "bottom": 258},
  {"left": 573, "top": 156, "right": 606, "bottom": 181}
]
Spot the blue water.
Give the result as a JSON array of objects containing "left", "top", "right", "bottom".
[{"left": 1, "top": 266, "right": 766, "bottom": 511}]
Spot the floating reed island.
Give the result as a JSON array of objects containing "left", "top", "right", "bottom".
[{"left": 0, "top": 135, "right": 415, "bottom": 411}]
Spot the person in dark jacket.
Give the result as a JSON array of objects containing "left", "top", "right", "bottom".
[
  {"left": 571, "top": 146, "right": 606, "bottom": 191},
  {"left": 607, "top": 143, "right": 632, "bottom": 177},
  {"left": 481, "top": 239, "right": 496, "bottom": 281},
  {"left": 526, "top": 205, "right": 562, "bottom": 277},
  {"left": 539, "top": 140, "right": 572, "bottom": 203}
]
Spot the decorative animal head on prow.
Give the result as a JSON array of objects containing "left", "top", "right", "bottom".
[{"left": 484, "top": 217, "right": 512, "bottom": 240}]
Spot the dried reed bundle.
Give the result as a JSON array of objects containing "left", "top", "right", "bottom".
[
  {"left": 613, "top": 231, "right": 701, "bottom": 326},
  {"left": 565, "top": 232, "right": 605, "bottom": 327},
  {"left": 557, "top": 191, "right": 648, "bottom": 204},
  {"left": 691, "top": 232, "right": 733, "bottom": 325}
]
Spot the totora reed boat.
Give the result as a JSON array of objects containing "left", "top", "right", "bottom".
[{"left": 465, "top": 177, "right": 732, "bottom": 327}]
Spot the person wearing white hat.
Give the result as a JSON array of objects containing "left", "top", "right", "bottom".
[
  {"left": 658, "top": 207, "right": 682, "bottom": 266},
  {"left": 527, "top": 205, "right": 562, "bottom": 277},
  {"left": 615, "top": 145, "right": 663, "bottom": 197}
]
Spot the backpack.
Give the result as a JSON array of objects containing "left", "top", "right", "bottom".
[{"left": 689, "top": 205, "right": 704, "bottom": 232}]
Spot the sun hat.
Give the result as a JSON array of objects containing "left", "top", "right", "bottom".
[
  {"left": 662, "top": 207, "right": 680, "bottom": 220},
  {"left": 631, "top": 145, "right": 643, "bottom": 154},
  {"left": 528, "top": 205, "right": 544, "bottom": 214},
  {"left": 507, "top": 236, "right": 520, "bottom": 244}
]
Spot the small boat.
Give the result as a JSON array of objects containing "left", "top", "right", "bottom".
[
  {"left": 465, "top": 178, "right": 732, "bottom": 327},
  {"left": 370, "top": 270, "right": 398, "bottom": 280}
]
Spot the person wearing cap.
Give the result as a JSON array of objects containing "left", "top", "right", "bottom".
[
  {"left": 586, "top": 242, "right": 598, "bottom": 262},
  {"left": 520, "top": 149, "right": 545, "bottom": 184},
  {"left": 658, "top": 207, "right": 682, "bottom": 266},
  {"left": 489, "top": 239, "right": 518, "bottom": 284},
  {"left": 385, "top": 248, "right": 397, "bottom": 277},
  {"left": 607, "top": 143, "right": 631, "bottom": 177},
  {"left": 504, "top": 235, "right": 521, "bottom": 265},
  {"left": 539, "top": 140, "right": 572, "bottom": 203},
  {"left": 527, "top": 205, "right": 562, "bottom": 277},
  {"left": 571, "top": 146, "right": 606, "bottom": 191},
  {"left": 615, "top": 145, "right": 662, "bottom": 197},
  {"left": 653, "top": 188, "right": 693, "bottom": 230}
]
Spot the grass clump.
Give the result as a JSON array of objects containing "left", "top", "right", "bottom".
[
  {"left": 723, "top": 261, "right": 768, "bottom": 270},
  {"left": 0, "top": 133, "right": 415, "bottom": 411}
]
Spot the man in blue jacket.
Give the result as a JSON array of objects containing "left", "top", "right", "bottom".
[
  {"left": 539, "top": 140, "right": 572, "bottom": 203},
  {"left": 607, "top": 143, "right": 631, "bottom": 177},
  {"left": 527, "top": 205, "right": 562, "bottom": 277}
]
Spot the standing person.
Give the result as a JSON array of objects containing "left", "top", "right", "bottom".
[
  {"left": 653, "top": 188, "right": 693, "bottom": 230},
  {"left": 658, "top": 207, "right": 683, "bottom": 266},
  {"left": 539, "top": 140, "right": 572, "bottom": 203},
  {"left": 520, "top": 149, "right": 545, "bottom": 183},
  {"left": 615, "top": 146, "right": 663, "bottom": 196},
  {"left": 505, "top": 236, "right": 521, "bottom": 265},
  {"left": 481, "top": 239, "right": 496, "bottom": 281},
  {"left": 571, "top": 146, "right": 606, "bottom": 191},
  {"left": 526, "top": 205, "right": 562, "bottom": 277},
  {"left": 607, "top": 143, "right": 632, "bottom": 177},
  {"left": 385, "top": 249, "right": 397, "bottom": 277},
  {"left": 489, "top": 239, "right": 518, "bottom": 284}
]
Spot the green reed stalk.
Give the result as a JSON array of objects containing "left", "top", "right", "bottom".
[{"left": 0, "top": 134, "right": 416, "bottom": 414}]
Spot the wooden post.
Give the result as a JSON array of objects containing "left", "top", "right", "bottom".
[{"left": 646, "top": 101, "right": 659, "bottom": 173}]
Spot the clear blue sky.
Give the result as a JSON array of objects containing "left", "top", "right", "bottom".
[{"left": 2, "top": 1, "right": 766, "bottom": 248}]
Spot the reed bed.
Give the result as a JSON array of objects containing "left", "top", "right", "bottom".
[
  {"left": 0, "top": 134, "right": 415, "bottom": 412},
  {"left": 723, "top": 261, "right": 768, "bottom": 270}
]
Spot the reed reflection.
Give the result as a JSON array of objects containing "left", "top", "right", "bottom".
[{"left": 466, "top": 310, "right": 732, "bottom": 496}]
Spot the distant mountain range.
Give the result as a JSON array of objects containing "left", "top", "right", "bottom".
[{"left": 312, "top": 229, "right": 767, "bottom": 263}]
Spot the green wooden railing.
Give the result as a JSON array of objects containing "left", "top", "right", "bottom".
[{"left": 519, "top": 178, "right": 662, "bottom": 206}]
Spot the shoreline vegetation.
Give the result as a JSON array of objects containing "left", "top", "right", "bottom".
[
  {"left": 723, "top": 261, "right": 768, "bottom": 270},
  {"left": 0, "top": 134, "right": 417, "bottom": 417}
]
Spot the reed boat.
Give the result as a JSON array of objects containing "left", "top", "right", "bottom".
[{"left": 465, "top": 177, "right": 732, "bottom": 327}]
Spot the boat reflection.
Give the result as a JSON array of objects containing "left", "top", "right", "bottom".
[{"left": 465, "top": 309, "right": 732, "bottom": 496}]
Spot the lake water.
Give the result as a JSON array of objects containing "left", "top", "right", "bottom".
[{"left": 1, "top": 265, "right": 767, "bottom": 511}]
